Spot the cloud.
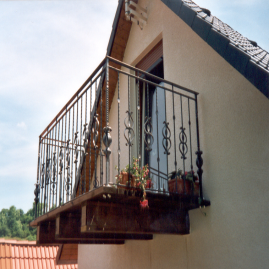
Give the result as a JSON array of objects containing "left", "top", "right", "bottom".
[{"left": 17, "top": 121, "right": 27, "bottom": 130}]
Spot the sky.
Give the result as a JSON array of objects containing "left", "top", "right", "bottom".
[{"left": 0, "top": 0, "right": 268, "bottom": 213}]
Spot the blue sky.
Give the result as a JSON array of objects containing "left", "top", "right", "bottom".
[{"left": 0, "top": 0, "right": 268, "bottom": 213}]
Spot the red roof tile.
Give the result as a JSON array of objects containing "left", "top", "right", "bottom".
[{"left": 0, "top": 239, "right": 77, "bottom": 269}]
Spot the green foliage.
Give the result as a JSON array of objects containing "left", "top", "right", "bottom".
[{"left": 0, "top": 204, "right": 36, "bottom": 241}]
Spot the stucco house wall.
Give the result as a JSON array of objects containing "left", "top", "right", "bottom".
[{"left": 79, "top": 0, "right": 269, "bottom": 268}]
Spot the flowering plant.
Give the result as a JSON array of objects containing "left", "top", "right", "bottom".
[{"left": 115, "top": 157, "right": 152, "bottom": 201}]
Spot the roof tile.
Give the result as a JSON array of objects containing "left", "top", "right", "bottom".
[
  {"left": 41, "top": 246, "right": 45, "bottom": 258},
  {"left": 161, "top": 0, "right": 269, "bottom": 97},
  {"left": 0, "top": 240, "right": 77, "bottom": 269}
]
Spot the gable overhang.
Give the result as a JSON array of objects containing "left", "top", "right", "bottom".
[
  {"left": 161, "top": 0, "right": 269, "bottom": 98},
  {"left": 106, "top": 0, "right": 133, "bottom": 61}
]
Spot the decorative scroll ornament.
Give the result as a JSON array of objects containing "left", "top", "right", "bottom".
[
  {"left": 73, "top": 132, "right": 79, "bottom": 165},
  {"left": 46, "top": 158, "right": 51, "bottom": 185},
  {"left": 34, "top": 183, "right": 40, "bottom": 204},
  {"left": 59, "top": 145, "right": 64, "bottom": 175},
  {"left": 41, "top": 163, "right": 45, "bottom": 188},
  {"left": 83, "top": 123, "right": 89, "bottom": 155},
  {"left": 162, "top": 121, "right": 171, "bottom": 155},
  {"left": 144, "top": 116, "right": 154, "bottom": 151},
  {"left": 196, "top": 150, "right": 203, "bottom": 177},
  {"left": 124, "top": 111, "right": 135, "bottom": 146},
  {"left": 103, "top": 125, "right": 112, "bottom": 186},
  {"left": 65, "top": 139, "right": 71, "bottom": 195},
  {"left": 93, "top": 114, "right": 100, "bottom": 188},
  {"left": 93, "top": 175, "right": 99, "bottom": 189},
  {"left": 50, "top": 151, "right": 57, "bottom": 194},
  {"left": 103, "top": 126, "right": 112, "bottom": 155},
  {"left": 92, "top": 114, "right": 99, "bottom": 150},
  {"left": 179, "top": 127, "right": 188, "bottom": 160}
]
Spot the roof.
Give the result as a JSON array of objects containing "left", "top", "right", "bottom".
[
  {"left": 107, "top": 0, "right": 269, "bottom": 98},
  {"left": 161, "top": 0, "right": 269, "bottom": 97},
  {"left": 0, "top": 239, "right": 77, "bottom": 269}
]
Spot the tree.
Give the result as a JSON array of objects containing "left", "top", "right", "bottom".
[{"left": 0, "top": 204, "right": 36, "bottom": 241}]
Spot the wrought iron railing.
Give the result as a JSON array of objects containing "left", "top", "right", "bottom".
[{"left": 34, "top": 56, "right": 204, "bottom": 218}]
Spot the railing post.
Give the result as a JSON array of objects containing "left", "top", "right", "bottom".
[
  {"left": 195, "top": 95, "right": 204, "bottom": 204},
  {"left": 103, "top": 57, "right": 112, "bottom": 185}
]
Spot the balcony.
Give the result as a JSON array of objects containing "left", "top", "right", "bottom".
[{"left": 31, "top": 56, "right": 210, "bottom": 244}]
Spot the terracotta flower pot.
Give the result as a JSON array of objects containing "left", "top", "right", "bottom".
[
  {"left": 194, "top": 182, "right": 200, "bottom": 196},
  {"left": 168, "top": 178, "right": 192, "bottom": 194},
  {"left": 146, "top": 179, "right": 152, "bottom": 189},
  {"left": 120, "top": 172, "right": 135, "bottom": 187}
]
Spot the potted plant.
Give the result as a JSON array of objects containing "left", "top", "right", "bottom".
[
  {"left": 168, "top": 169, "right": 199, "bottom": 195},
  {"left": 115, "top": 157, "right": 152, "bottom": 207}
]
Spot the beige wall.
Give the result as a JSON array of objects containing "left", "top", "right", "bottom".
[
  {"left": 79, "top": 0, "right": 269, "bottom": 268},
  {"left": 79, "top": 235, "right": 188, "bottom": 269}
]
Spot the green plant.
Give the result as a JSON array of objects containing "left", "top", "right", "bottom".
[
  {"left": 115, "top": 157, "right": 151, "bottom": 201},
  {"left": 168, "top": 169, "right": 198, "bottom": 183}
]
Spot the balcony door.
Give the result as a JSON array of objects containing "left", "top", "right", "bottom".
[{"left": 135, "top": 40, "right": 168, "bottom": 190}]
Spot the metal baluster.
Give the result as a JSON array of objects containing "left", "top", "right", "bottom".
[
  {"left": 59, "top": 119, "right": 64, "bottom": 205},
  {"left": 53, "top": 121, "right": 58, "bottom": 207},
  {"left": 56, "top": 119, "right": 60, "bottom": 207},
  {"left": 93, "top": 114, "right": 99, "bottom": 188},
  {"left": 62, "top": 109, "right": 67, "bottom": 204},
  {"left": 195, "top": 95, "right": 204, "bottom": 202},
  {"left": 144, "top": 82, "right": 153, "bottom": 184},
  {"left": 172, "top": 85, "right": 178, "bottom": 193},
  {"left": 84, "top": 91, "right": 88, "bottom": 193},
  {"left": 162, "top": 84, "right": 171, "bottom": 160},
  {"left": 144, "top": 83, "right": 154, "bottom": 152},
  {"left": 80, "top": 95, "right": 83, "bottom": 195},
  {"left": 155, "top": 86, "right": 161, "bottom": 191},
  {"left": 93, "top": 79, "right": 99, "bottom": 188},
  {"left": 51, "top": 126, "right": 57, "bottom": 208},
  {"left": 59, "top": 140, "right": 63, "bottom": 206},
  {"left": 65, "top": 110, "right": 71, "bottom": 201},
  {"left": 188, "top": 98, "right": 194, "bottom": 174},
  {"left": 179, "top": 95, "right": 188, "bottom": 194},
  {"left": 137, "top": 77, "right": 141, "bottom": 171},
  {"left": 39, "top": 138, "right": 44, "bottom": 216},
  {"left": 74, "top": 98, "right": 79, "bottom": 197},
  {"left": 124, "top": 75, "right": 135, "bottom": 190},
  {"left": 47, "top": 133, "right": 51, "bottom": 212},
  {"left": 71, "top": 107, "right": 74, "bottom": 197},
  {"left": 48, "top": 129, "right": 53, "bottom": 210},
  {"left": 89, "top": 82, "right": 92, "bottom": 191},
  {"left": 103, "top": 58, "right": 112, "bottom": 186},
  {"left": 34, "top": 137, "right": 41, "bottom": 218},
  {"left": 44, "top": 133, "right": 50, "bottom": 213},
  {"left": 100, "top": 79, "right": 103, "bottom": 186},
  {"left": 117, "top": 72, "right": 121, "bottom": 183},
  {"left": 40, "top": 140, "right": 45, "bottom": 215}
]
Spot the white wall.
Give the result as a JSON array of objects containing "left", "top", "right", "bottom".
[{"left": 79, "top": 0, "right": 269, "bottom": 268}]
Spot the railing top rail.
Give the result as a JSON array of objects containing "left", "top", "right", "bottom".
[
  {"left": 107, "top": 56, "right": 199, "bottom": 96},
  {"left": 109, "top": 65, "right": 196, "bottom": 101},
  {"left": 39, "top": 56, "right": 199, "bottom": 139}
]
